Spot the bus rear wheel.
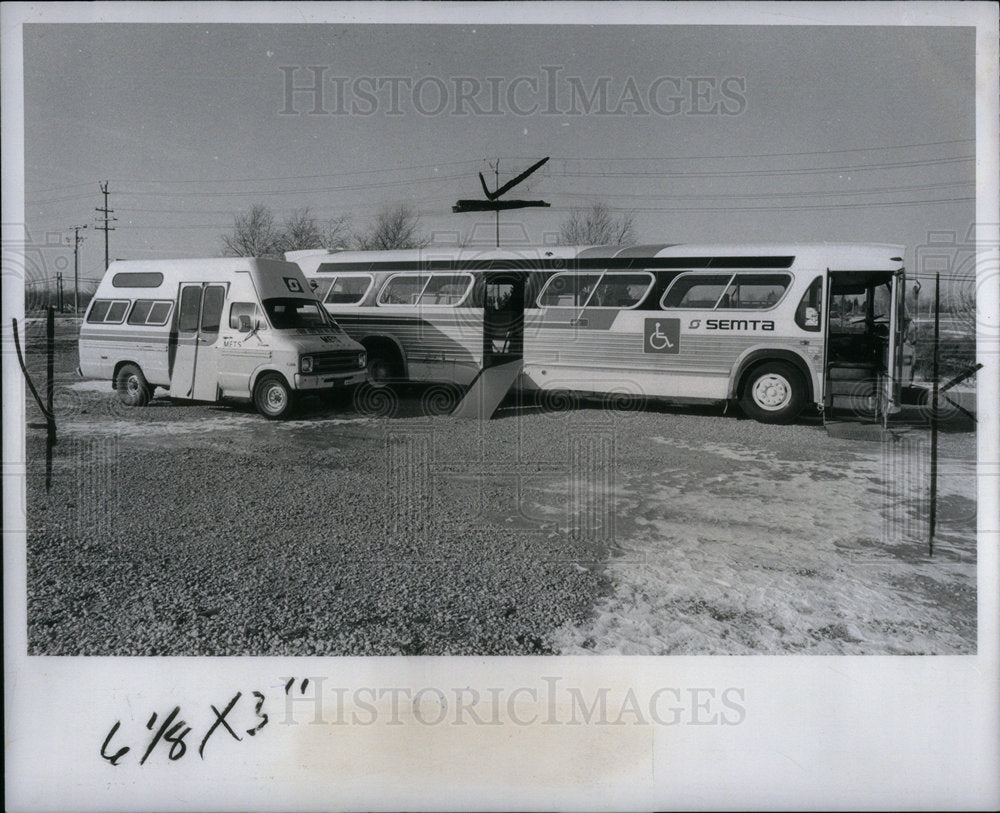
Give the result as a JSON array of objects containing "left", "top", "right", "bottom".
[
  {"left": 739, "top": 362, "right": 806, "bottom": 424},
  {"left": 254, "top": 374, "right": 295, "bottom": 420},
  {"left": 115, "top": 363, "right": 153, "bottom": 407}
]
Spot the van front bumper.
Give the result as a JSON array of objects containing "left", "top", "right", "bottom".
[{"left": 294, "top": 371, "right": 368, "bottom": 390}]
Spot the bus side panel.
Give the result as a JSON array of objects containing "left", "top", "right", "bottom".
[
  {"left": 328, "top": 306, "right": 483, "bottom": 385},
  {"left": 522, "top": 306, "right": 821, "bottom": 403}
]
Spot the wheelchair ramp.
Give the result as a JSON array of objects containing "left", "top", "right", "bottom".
[{"left": 451, "top": 360, "right": 523, "bottom": 420}]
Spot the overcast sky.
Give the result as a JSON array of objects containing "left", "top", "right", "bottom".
[{"left": 22, "top": 22, "right": 975, "bottom": 287}]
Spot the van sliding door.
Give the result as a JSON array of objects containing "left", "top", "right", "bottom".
[{"left": 169, "top": 282, "right": 226, "bottom": 400}]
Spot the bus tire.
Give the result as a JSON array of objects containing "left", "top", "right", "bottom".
[
  {"left": 739, "top": 361, "right": 806, "bottom": 424},
  {"left": 115, "top": 363, "right": 152, "bottom": 407},
  {"left": 253, "top": 374, "right": 295, "bottom": 420},
  {"left": 365, "top": 344, "right": 403, "bottom": 384}
]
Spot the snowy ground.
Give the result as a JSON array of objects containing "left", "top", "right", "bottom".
[{"left": 19, "top": 322, "right": 979, "bottom": 655}]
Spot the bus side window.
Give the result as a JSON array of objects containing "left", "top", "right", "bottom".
[
  {"left": 661, "top": 274, "right": 733, "bottom": 309},
  {"left": 795, "top": 276, "right": 822, "bottom": 332}
]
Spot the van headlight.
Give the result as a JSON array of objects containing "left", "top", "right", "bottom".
[
  {"left": 300, "top": 355, "right": 314, "bottom": 373},
  {"left": 358, "top": 351, "right": 367, "bottom": 368}
]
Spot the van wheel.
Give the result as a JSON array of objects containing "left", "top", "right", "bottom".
[
  {"left": 739, "top": 362, "right": 806, "bottom": 424},
  {"left": 115, "top": 363, "right": 152, "bottom": 407},
  {"left": 254, "top": 374, "right": 295, "bottom": 420}
]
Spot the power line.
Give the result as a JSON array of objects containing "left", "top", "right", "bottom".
[
  {"left": 508, "top": 138, "right": 976, "bottom": 163},
  {"left": 552, "top": 180, "right": 974, "bottom": 202},
  {"left": 546, "top": 196, "right": 973, "bottom": 213},
  {"left": 548, "top": 155, "right": 973, "bottom": 181}
]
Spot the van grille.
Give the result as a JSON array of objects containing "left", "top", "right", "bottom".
[{"left": 312, "top": 351, "right": 361, "bottom": 375}]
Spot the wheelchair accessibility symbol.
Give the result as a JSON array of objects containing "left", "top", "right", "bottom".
[{"left": 643, "top": 318, "right": 680, "bottom": 354}]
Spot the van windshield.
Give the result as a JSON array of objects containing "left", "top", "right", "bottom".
[{"left": 262, "top": 298, "right": 335, "bottom": 330}]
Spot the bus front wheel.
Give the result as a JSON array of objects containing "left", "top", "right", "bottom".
[
  {"left": 254, "top": 374, "right": 295, "bottom": 420},
  {"left": 739, "top": 362, "right": 806, "bottom": 424},
  {"left": 115, "top": 363, "right": 153, "bottom": 407}
]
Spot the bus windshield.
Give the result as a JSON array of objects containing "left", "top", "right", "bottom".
[{"left": 262, "top": 298, "right": 335, "bottom": 329}]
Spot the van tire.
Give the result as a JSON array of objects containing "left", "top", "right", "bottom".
[
  {"left": 739, "top": 361, "right": 806, "bottom": 424},
  {"left": 254, "top": 374, "right": 295, "bottom": 420},
  {"left": 115, "top": 363, "right": 152, "bottom": 407}
]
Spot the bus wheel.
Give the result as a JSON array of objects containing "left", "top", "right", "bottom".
[
  {"left": 366, "top": 349, "right": 401, "bottom": 384},
  {"left": 739, "top": 362, "right": 806, "bottom": 424},
  {"left": 115, "top": 363, "right": 152, "bottom": 407},
  {"left": 254, "top": 374, "right": 295, "bottom": 420}
]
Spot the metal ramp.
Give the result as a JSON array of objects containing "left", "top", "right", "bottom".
[{"left": 450, "top": 360, "right": 523, "bottom": 420}]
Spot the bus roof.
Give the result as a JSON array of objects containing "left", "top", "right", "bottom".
[{"left": 289, "top": 243, "right": 906, "bottom": 273}]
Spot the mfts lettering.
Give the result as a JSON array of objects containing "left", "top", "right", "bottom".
[{"left": 704, "top": 319, "right": 774, "bottom": 331}]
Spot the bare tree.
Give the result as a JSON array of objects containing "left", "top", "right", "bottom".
[
  {"left": 278, "top": 207, "right": 324, "bottom": 254},
  {"left": 354, "top": 202, "right": 429, "bottom": 250},
  {"left": 321, "top": 213, "right": 354, "bottom": 250},
  {"left": 558, "top": 202, "right": 636, "bottom": 246},
  {"left": 222, "top": 204, "right": 281, "bottom": 257}
]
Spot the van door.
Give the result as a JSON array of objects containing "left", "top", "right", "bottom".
[{"left": 169, "top": 282, "right": 227, "bottom": 400}]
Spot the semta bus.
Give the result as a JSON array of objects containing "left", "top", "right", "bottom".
[
  {"left": 288, "top": 243, "right": 914, "bottom": 424},
  {"left": 78, "top": 257, "right": 368, "bottom": 419}
]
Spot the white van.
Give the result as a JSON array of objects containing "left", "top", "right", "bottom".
[{"left": 78, "top": 257, "right": 368, "bottom": 419}]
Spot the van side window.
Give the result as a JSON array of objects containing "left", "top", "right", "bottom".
[
  {"left": 105, "top": 301, "right": 129, "bottom": 323},
  {"left": 86, "top": 300, "right": 112, "bottom": 323},
  {"left": 201, "top": 285, "right": 225, "bottom": 333},
  {"left": 229, "top": 302, "right": 260, "bottom": 330},
  {"left": 112, "top": 272, "right": 164, "bottom": 288},
  {"left": 127, "top": 299, "right": 173, "bottom": 326},
  {"left": 795, "top": 276, "right": 823, "bottom": 332},
  {"left": 178, "top": 287, "right": 202, "bottom": 332}
]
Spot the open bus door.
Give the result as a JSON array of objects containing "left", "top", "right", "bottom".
[
  {"left": 824, "top": 270, "right": 899, "bottom": 424},
  {"left": 451, "top": 271, "right": 526, "bottom": 419},
  {"left": 882, "top": 268, "right": 906, "bottom": 428}
]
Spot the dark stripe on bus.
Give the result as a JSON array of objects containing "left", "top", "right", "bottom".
[{"left": 314, "top": 256, "right": 796, "bottom": 273}]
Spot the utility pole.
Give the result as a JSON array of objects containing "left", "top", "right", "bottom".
[
  {"left": 95, "top": 181, "right": 116, "bottom": 271},
  {"left": 67, "top": 224, "right": 87, "bottom": 314},
  {"left": 56, "top": 272, "right": 64, "bottom": 312}
]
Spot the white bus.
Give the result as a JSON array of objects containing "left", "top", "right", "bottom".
[
  {"left": 79, "top": 257, "right": 368, "bottom": 419},
  {"left": 289, "top": 243, "right": 912, "bottom": 424}
]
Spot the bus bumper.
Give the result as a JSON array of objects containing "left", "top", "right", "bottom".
[{"left": 294, "top": 371, "right": 368, "bottom": 390}]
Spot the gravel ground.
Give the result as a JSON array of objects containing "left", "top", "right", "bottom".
[{"left": 18, "top": 318, "right": 979, "bottom": 655}]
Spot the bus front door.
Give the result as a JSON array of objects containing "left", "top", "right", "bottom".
[
  {"left": 482, "top": 273, "right": 524, "bottom": 369},
  {"left": 451, "top": 272, "right": 525, "bottom": 419},
  {"left": 170, "top": 282, "right": 227, "bottom": 400}
]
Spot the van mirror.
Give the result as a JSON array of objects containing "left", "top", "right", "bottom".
[{"left": 238, "top": 314, "right": 252, "bottom": 332}]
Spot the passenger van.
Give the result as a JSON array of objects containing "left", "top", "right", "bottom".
[
  {"left": 290, "top": 243, "right": 913, "bottom": 424},
  {"left": 78, "top": 257, "right": 368, "bottom": 419}
]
